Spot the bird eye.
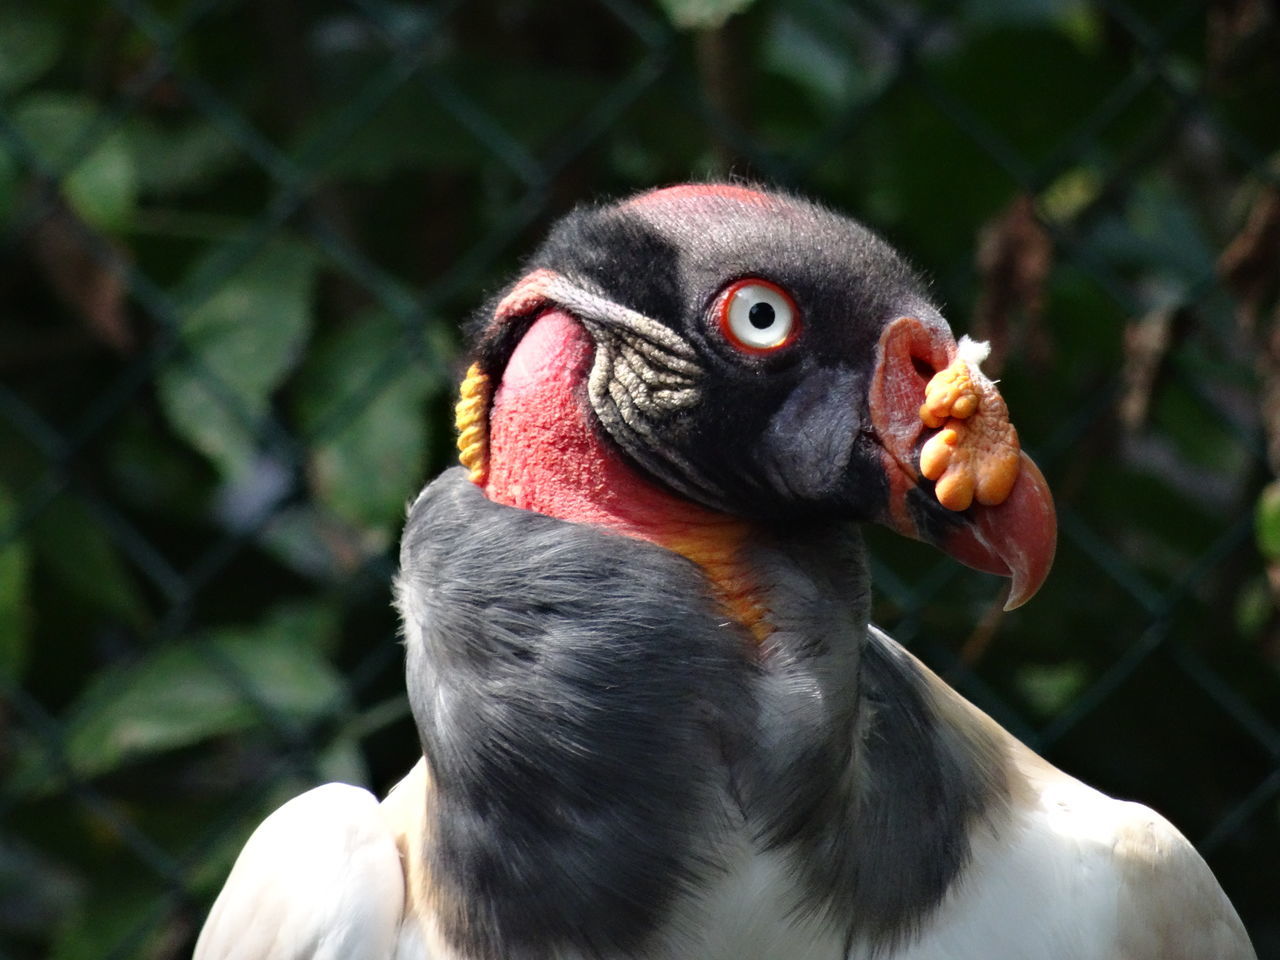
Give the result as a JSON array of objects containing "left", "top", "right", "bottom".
[{"left": 717, "top": 279, "right": 799, "bottom": 353}]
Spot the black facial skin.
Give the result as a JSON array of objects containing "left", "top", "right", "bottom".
[{"left": 470, "top": 188, "right": 943, "bottom": 525}]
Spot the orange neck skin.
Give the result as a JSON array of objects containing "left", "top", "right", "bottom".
[{"left": 483, "top": 310, "right": 769, "bottom": 640}]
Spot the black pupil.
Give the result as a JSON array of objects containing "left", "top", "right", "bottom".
[{"left": 748, "top": 301, "right": 776, "bottom": 329}]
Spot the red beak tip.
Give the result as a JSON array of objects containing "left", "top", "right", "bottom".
[
  {"left": 990, "top": 455, "right": 1057, "bottom": 610},
  {"left": 870, "top": 317, "right": 1057, "bottom": 609}
]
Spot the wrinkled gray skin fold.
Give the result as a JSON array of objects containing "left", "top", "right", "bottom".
[{"left": 396, "top": 468, "right": 1009, "bottom": 960}]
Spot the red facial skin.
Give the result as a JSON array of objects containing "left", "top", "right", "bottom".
[
  {"left": 483, "top": 311, "right": 768, "bottom": 637},
  {"left": 623, "top": 183, "right": 778, "bottom": 212},
  {"left": 482, "top": 308, "right": 1055, "bottom": 622},
  {"left": 484, "top": 310, "right": 726, "bottom": 539}
]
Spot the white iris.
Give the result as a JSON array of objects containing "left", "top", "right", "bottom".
[{"left": 726, "top": 283, "right": 795, "bottom": 349}]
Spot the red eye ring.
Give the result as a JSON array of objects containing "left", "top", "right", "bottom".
[{"left": 715, "top": 278, "right": 801, "bottom": 355}]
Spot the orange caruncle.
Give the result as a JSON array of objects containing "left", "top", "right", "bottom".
[{"left": 918, "top": 345, "right": 1021, "bottom": 512}]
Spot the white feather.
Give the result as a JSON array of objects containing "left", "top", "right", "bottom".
[
  {"left": 196, "top": 733, "right": 1252, "bottom": 960},
  {"left": 194, "top": 783, "right": 405, "bottom": 960},
  {"left": 881, "top": 750, "right": 1253, "bottom": 960},
  {"left": 649, "top": 748, "right": 1253, "bottom": 960},
  {"left": 682, "top": 841, "right": 845, "bottom": 960},
  {"left": 955, "top": 335, "right": 991, "bottom": 368}
]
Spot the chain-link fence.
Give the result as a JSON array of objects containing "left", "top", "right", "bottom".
[{"left": 1, "top": 0, "right": 1277, "bottom": 956}]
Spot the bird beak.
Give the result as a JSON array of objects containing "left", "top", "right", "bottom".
[{"left": 867, "top": 316, "right": 1057, "bottom": 610}]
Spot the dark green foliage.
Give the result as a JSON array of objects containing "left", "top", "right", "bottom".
[{"left": 0, "top": 1, "right": 1277, "bottom": 957}]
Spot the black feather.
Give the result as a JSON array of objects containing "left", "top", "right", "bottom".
[{"left": 397, "top": 468, "right": 753, "bottom": 960}]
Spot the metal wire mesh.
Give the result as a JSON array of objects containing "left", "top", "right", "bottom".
[{"left": 1, "top": 0, "right": 1277, "bottom": 956}]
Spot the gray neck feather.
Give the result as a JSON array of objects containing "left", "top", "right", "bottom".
[
  {"left": 397, "top": 470, "right": 1010, "bottom": 958},
  {"left": 737, "top": 524, "right": 1010, "bottom": 951}
]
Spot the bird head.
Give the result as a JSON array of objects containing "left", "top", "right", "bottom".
[{"left": 455, "top": 184, "right": 1055, "bottom": 610}]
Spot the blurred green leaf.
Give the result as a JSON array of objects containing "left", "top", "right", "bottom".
[
  {"left": 318, "top": 60, "right": 602, "bottom": 179},
  {"left": 1234, "top": 576, "right": 1271, "bottom": 640},
  {"left": 126, "top": 118, "right": 240, "bottom": 197},
  {"left": 1057, "top": 2, "right": 1104, "bottom": 50},
  {"left": 50, "top": 872, "right": 162, "bottom": 960},
  {"left": 12, "top": 92, "right": 137, "bottom": 232},
  {"left": 0, "top": 837, "right": 79, "bottom": 943},
  {"left": 656, "top": 0, "right": 756, "bottom": 30},
  {"left": 1039, "top": 166, "right": 1101, "bottom": 224},
  {"left": 1016, "top": 661, "right": 1088, "bottom": 718},
  {"left": 106, "top": 408, "right": 218, "bottom": 522},
  {"left": 923, "top": 26, "right": 1119, "bottom": 173},
  {"left": 1124, "top": 176, "right": 1216, "bottom": 288},
  {"left": 19, "top": 602, "right": 342, "bottom": 792},
  {"left": 0, "top": 141, "right": 17, "bottom": 226},
  {"left": 318, "top": 734, "right": 370, "bottom": 786},
  {"left": 763, "top": 12, "right": 863, "bottom": 108},
  {"left": 1150, "top": 380, "right": 1250, "bottom": 477},
  {"left": 0, "top": 7, "right": 60, "bottom": 93},
  {"left": 960, "top": 0, "right": 1091, "bottom": 29},
  {"left": 259, "top": 504, "right": 361, "bottom": 581},
  {"left": 294, "top": 310, "right": 442, "bottom": 537},
  {"left": 1255, "top": 480, "right": 1280, "bottom": 561},
  {"left": 158, "top": 241, "right": 317, "bottom": 478},
  {"left": 1086, "top": 175, "right": 1216, "bottom": 306},
  {"left": 28, "top": 493, "right": 148, "bottom": 629},
  {"left": 0, "top": 486, "right": 31, "bottom": 683}
]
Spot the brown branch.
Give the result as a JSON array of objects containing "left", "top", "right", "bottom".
[
  {"left": 695, "top": 22, "right": 751, "bottom": 178},
  {"left": 972, "top": 194, "right": 1054, "bottom": 376}
]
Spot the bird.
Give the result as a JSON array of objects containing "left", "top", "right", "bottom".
[{"left": 193, "top": 183, "right": 1255, "bottom": 960}]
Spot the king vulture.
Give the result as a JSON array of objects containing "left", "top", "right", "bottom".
[{"left": 194, "top": 184, "right": 1255, "bottom": 960}]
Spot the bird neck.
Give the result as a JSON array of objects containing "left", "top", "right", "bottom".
[{"left": 481, "top": 309, "right": 770, "bottom": 639}]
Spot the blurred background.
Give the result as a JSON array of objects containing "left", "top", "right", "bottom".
[{"left": 1, "top": 0, "right": 1278, "bottom": 956}]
